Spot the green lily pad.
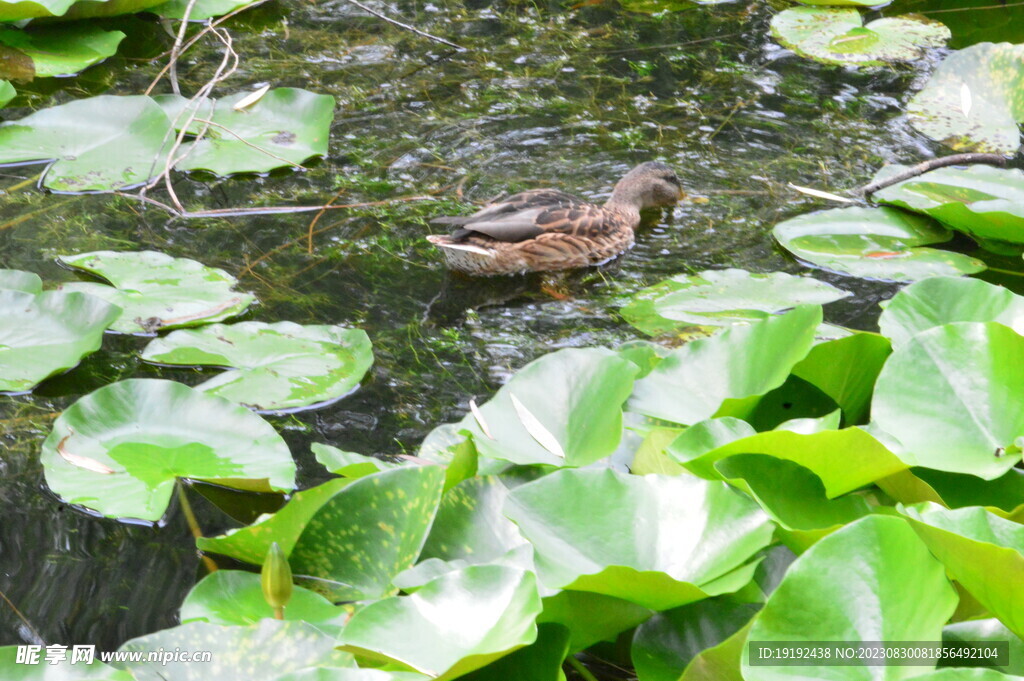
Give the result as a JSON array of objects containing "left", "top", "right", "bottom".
[
  {"left": 944, "top": 619, "right": 1024, "bottom": 676},
  {"left": 150, "top": 0, "right": 261, "bottom": 19},
  {"left": 621, "top": 268, "right": 850, "bottom": 337},
  {"left": 679, "top": 617, "right": 755, "bottom": 681},
  {"left": 172, "top": 89, "right": 335, "bottom": 176},
  {"left": 40, "top": 378, "right": 296, "bottom": 521},
  {"left": 0, "top": 25, "right": 124, "bottom": 78},
  {"left": 337, "top": 565, "right": 541, "bottom": 680},
  {"left": 198, "top": 477, "right": 352, "bottom": 565},
  {"left": 671, "top": 425, "right": 909, "bottom": 497},
  {"left": 907, "top": 42, "right": 1024, "bottom": 154},
  {"left": 538, "top": 590, "right": 652, "bottom": 653},
  {"left": 114, "top": 620, "right": 352, "bottom": 679},
  {"left": 141, "top": 322, "right": 373, "bottom": 411},
  {"left": 628, "top": 306, "right": 821, "bottom": 425},
  {"left": 773, "top": 206, "right": 986, "bottom": 282},
  {"left": 772, "top": 7, "right": 950, "bottom": 67},
  {"left": 0, "top": 95, "right": 172, "bottom": 192},
  {"left": 312, "top": 443, "right": 400, "bottom": 477},
  {"left": 906, "top": 671, "right": 1024, "bottom": 681},
  {"left": 180, "top": 570, "right": 350, "bottom": 635},
  {"left": 902, "top": 504, "right": 1024, "bottom": 638},
  {"left": 0, "top": 289, "right": 119, "bottom": 392},
  {"left": 459, "top": 622, "right": 570, "bottom": 681},
  {"left": 631, "top": 599, "right": 759, "bottom": 681},
  {"left": 914, "top": 467, "right": 1024, "bottom": 516},
  {"left": 0, "top": 269, "right": 41, "bottom": 293},
  {"left": 0, "top": 80, "right": 14, "bottom": 108},
  {"left": 459, "top": 348, "right": 638, "bottom": 467},
  {"left": 873, "top": 321, "right": 1024, "bottom": 479},
  {"left": 878, "top": 276, "right": 1024, "bottom": 348},
  {"left": 504, "top": 469, "right": 774, "bottom": 609},
  {"left": 274, "top": 671, "right": 427, "bottom": 681},
  {"left": 289, "top": 466, "right": 446, "bottom": 601},
  {"left": 0, "top": 646, "right": 133, "bottom": 680},
  {"left": 873, "top": 165, "right": 1024, "bottom": 253},
  {"left": 791, "top": 332, "right": 891, "bottom": 424},
  {"left": 58, "top": 251, "right": 255, "bottom": 334},
  {"left": 741, "top": 516, "right": 958, "bottom": 681}
]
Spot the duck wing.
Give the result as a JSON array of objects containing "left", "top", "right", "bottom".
[{"left": 431, "top": 189, "right": 605, "bottom": 243}]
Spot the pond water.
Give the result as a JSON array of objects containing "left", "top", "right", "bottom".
[{"left": 1, "top": 0, "right": 1023, "bottom": 652}]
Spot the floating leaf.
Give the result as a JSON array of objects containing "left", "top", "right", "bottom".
[
  {"left": 878, "top": 276, "right": 1024, "bottom": 348},
  {"left": 771, "top": 7, "right": 949, "bottom": 67},
  {"left": 40, "top": 379, "right": 296, "bottom": 521},
  {"left": 741, "top": 516, "right": 958, "bottom": 681},
  {"left": 180, "top": 570, "right": 349, "bottom": 635},
  {"left": 151, "top": 0, "right": 264, "bottom": 20},
  {"left": 873, "top": 165, "right": 1024, "bottom": 253},
  {"left": 504, "top": 469, "right": 774, "bottom": 610},
  {"left": 791, "top": 332, "right": 891, "bottom": 424},
  {"left": 907, "top": 42, "right": 1024, "bottom": 154},
  {"left": 873, "top": 321, "right": 1024, "bottom": 479},
  {"left": 0, "top": 269, "right": 41, "bottom": 293},
  {"left": 337, "top": 565, "right": 541, "bottom": 680},
  {"left": 0, "top": 80, "right": 13, "bottom": 108},
  {"left": 913, "top": 467, "right": 1024, "bottom": 517},
  {"left": 459, "top": 622, "right": 570, "bottom": 681},
  {"left": 141, "top": 322, "right": 373, "bottom": 411},
  {"left": 0, "top": 646, "right": 132, "bottom": 679},
  {"left": 944, "top": 619, "right": 1024, "bottom": 676},
  {"left": 114, "top": 620, "right": 351, "bottom": 679},
  {"left": 0, "top": 25, "right": 124, "bottom": 78},
  {"left": 289, "top": 466, "right": 446, "bottom": 601},
  {"left": 58, "top": 251, "right": 255, "bottom": 334},
  {"left": 0, "top": 95, "right": 172, "bottom": 191},
  {"left": 628, "top": 306, "right": 821, "bottom": 426},
  {"left": 312, "top": 443, "right": 399, "bottom": 478},
  {"left": 631, "top": 599, "right": 759, "bottom": 681},
  {"left": 460, "top": 348, "right": 638, "bottom": 466},
  {"left": 172, "top": 89, "right": 335, "bottom": 176},
  {"left": 902, "top": 504, "right": 1024, "bottom": 638},
  {"left": 773, "top": 206, "right": 985, "bottom": 281},
  {"left": 621, "top": 268, "right": 849, "bottom": 337},
  {"left": 0, "top": 288, "right": 119, "bottom": 392}
]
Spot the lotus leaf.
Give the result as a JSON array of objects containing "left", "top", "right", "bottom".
[
  {"left": 58, "top": 251, "right": 255, "bottom": 334},
  {"left": 678, "top": 618, "right": 754, "bottom": 681},
  {"left": 0, "top": 80, "right": 13, "bottom": 108},
  {"left": 620, "top": 268, "right": 849, "bottom": 337},
  {"left": 873, "top": 165, "right": 1024, "bottom": 253},
  {"left": 40, "top": 379, "right": 296, "bottom": 521},
  {"left": 0, "top": 96, "right": 172, "bottom": 192},
  {"left": 312, "top": 443, "right": 400, "bottom": 477},
  {"left": 151, "top": 0, "right": 262, "bottom": 19},
  {"left": 458, "top": 622, "right": 570, "bottom": 681},
  {"left": 628, "top": 306, "right": 821, "bottom": 425},
  {"left": 0, "top": 288, "right": 118, "bottom": 393},
  {"left": 504, "top": 469, "right": 774, "bottom": 610},
  {"left": 538, "top": 590, "right": 652, "bottom": 653},
  {"left": 288, "top": 466, "right": 446, "bottom": 601},
  {"left": 791, "top": 332, "right": 891, "bottom": 424},
  {"left": 459, "top": 347, "right": 638, "bottom": 466},
  {"left": 172, "top": 89, "right": 335, "bottom": 176},
  {"left": 873, "top": 321, "right": 1024, "bottom": 479},
  {"left": 773, "top": 206, "right": 985, "bottom": 281},
  {"left": 913, "top": 467, "right": 1024, "bottom": 516},
  {"left": 0, "top": 269, "right": 41, "bottom": 293},
  {"left": 141, "top": 322, "right": 373, "bottom": 411},
  {"left": 879, "top": 276, "right": 1024, "bottom": 348},
  {"left": 771, "top": 8, "right": 949, "bottom": 67},
  {"left": 180, "top": 570, "right": 350, "bottom": 634},
  {"left": 337, "top": 565, "right": 541, "bottom": 680},
  {"left": 907, "top": 42, "right": 1024, "bottom": 154},
  {"left": 114, "top": 620, "right": 352, "bottom": 679},
  {"left": 902, "top": 504, "right": 1024, "bottom": 638},
  {"left": 741, "top": 516, "right": 958, "bottom": 681},
  {"left": 631, "top": 599, "right": 759, "bottom": 681},
  {"left": 944, "top": 619, "right": 1024, "bottom": 676},
  {"left": 0, "top": 25, "right": 124, "bottom": 78}
]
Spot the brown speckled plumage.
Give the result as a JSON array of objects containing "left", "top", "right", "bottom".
[{"left": 426, "top": 162, "right": 683, "bottom": 276}]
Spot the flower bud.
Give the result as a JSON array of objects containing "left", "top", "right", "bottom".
[{"left": 261, "top": 541, "right": 292, "bottom": 618}]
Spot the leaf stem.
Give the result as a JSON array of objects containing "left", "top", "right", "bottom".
[
  {"left": 565, "top": 655, "right": 600, "bottom": 681},
  {"left": 176, "top": 480, "right": 218, "bottom": 574}
]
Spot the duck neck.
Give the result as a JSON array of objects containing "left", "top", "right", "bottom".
[{"left": 603, "top": 192, "right": 643, "bottom": 227}]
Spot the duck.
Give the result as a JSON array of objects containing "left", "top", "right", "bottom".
[{"left": 425, "top": 161, "right": 684, "bottom": 276}]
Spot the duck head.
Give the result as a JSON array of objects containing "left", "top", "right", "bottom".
[{"left": 606, "top": 161, "right": 685, "bottom": 212}]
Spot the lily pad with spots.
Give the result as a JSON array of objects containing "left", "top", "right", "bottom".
[
  {"left": 40, "top": 378, "right": 296, "bottom": 521},
  {"left": 873, "top": 164, "right": 1024, "bottom": 254},
  {"left": 0, "top": 25, "right": 124, "bottom": 78},
  {"left": 338, "top": 565, "right": 542, "bottom": 680},
  {"left": 773, "top": 206, "right": 986, "bottom": 282},
  {"left": 621, "top": 268, "right": 850, "bottom": 337},
  {"left": 908, "top": 42, "right": 1024, "bottom": 154},
  {"left": 504, "top": 469, "right": 774, "bottom": 610},
  {"left": 170, "top": 88, "right": 335, "bottom": 176},
  {"left": 141, "top": 322, "right": 373, "bottom": 412},
  {"left": 771, "top": 7, "right": 950, "bottom": 67},
  {"left": 0, "top": 95, "right": 173, "bottom": 192},
  {"left": 0, "top": 288, "right": 119, "bottom": 393},
  {"left": 58, "top": 251, "right": 255, "bottom": 335}
]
